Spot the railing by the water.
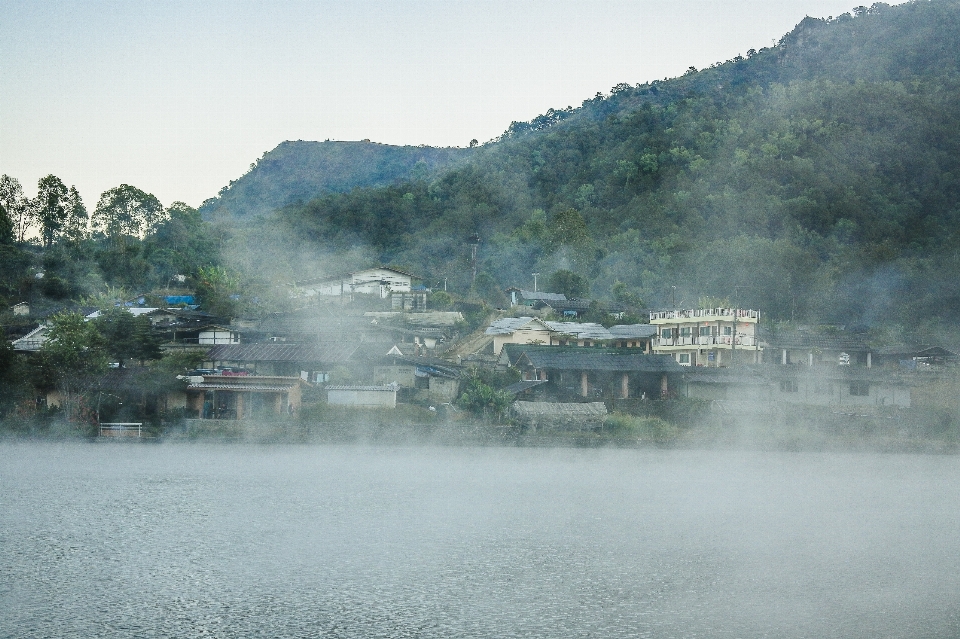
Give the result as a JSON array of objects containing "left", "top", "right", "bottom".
[{"left": 99, "top": 422, "right": 143, "bottom": 437}]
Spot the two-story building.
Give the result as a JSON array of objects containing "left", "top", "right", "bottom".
[
  {"left": 650, "top": 308, "right": 761, "bottom": 366},
  {"left": 296, "top": 267, "right": 418, "bottom": 300}
]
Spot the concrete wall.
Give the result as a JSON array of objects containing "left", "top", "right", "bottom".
[
  {"left": 493, "top": 327, "right": 554, "bottom": 356},
  {"left": 374, "top": 366, "right": 417, "bottom": 387},
  {"left": 327, "top": 388, "right": 397, "bottom": 408},
  {"left": 428, "top": 377, "right": 459, "bottom": 401}
]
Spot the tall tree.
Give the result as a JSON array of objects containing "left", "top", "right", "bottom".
[
  {"left": 548, "top": 269, "right": 590, "bottom": 298},
  {"left": 92, "top": 184, "right": 164, "bottom": 244},
  {"left": 62, "top": 186, "right": 89, "bottom": 245},
  {"left": 34, "top": 175, "right": 69, "bottom": 247},
  {"left": 40, "top": 311, "right": 108, "bottom": 420},
  {"left": 0, "top": 201, "right": 13, "bottom": 244},
  {"left": 93, "top": 308, "right": 163, "bottom": 367},
  {"left": 0, "top": 175, "right": 30, "bottom": 243}
]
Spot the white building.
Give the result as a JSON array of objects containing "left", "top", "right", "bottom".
[
  {"left": 296, "top": 267, "right": 417, "bottom": 299},
  {"left": 649, "top": 308, "right": 761, "bottom": 366}
]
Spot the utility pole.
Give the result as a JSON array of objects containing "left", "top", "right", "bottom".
[
  {"left": 467, "top": 234, "right": 480, "bottom": 287},
  {"left": 533, "top": 272, "right": 540, "bottom": 292}
]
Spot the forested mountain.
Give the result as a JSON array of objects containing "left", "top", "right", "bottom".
[
  {"left": 198, "top": 140, "right": 473, "bottom": 220},
  {"left": 248, "top": 0, "right": 960, "bottom": 329},
  {"left": 5, "top": 0, "right": 960, "bottom": 336}
]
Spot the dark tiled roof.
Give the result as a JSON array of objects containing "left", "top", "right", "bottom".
[
  {"left": 873, "top": 344, "right": 958, "bottom": 358},
  {"left": 206, "top": 342, "right": 360, "bottom": 363},
  {"left": 519, "top": 348, "right": 684, "bottom": 373},
  {"left": 763, "top": 331, "right": 870, "bottom": 351}
]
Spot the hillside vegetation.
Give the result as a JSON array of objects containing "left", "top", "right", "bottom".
[
  {"left": 4, "top": 0, "right": 960, "bottom": 338},
  {"left": 199, "top": 140, "right": 473, "bottom": 220},
  {"left": 241, "top": 0, "right": 960, "bottom": 329}
]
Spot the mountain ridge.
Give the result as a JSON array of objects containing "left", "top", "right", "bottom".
[{"left": 199, "top": 140, "right": 474, "bottom": 219}]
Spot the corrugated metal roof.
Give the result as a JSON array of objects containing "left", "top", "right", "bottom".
[
  {"left": 485, "top": 317, "right": 545, "bottom": 335},
  {"left": 608, "top": 324, "right": 658, "bottom": 339},
  {"left": 206, "top": 342, "right": 359, "bottom": 362},
  {"left": 519, "top": 290, "right": 567, "bottom": 302},
  {"left": 544, "top": 321, "right": 612, "bottom": 340}
]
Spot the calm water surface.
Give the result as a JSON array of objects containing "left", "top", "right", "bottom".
[{"left": 1, "top": 441, "right": 958, "bottom": 638}]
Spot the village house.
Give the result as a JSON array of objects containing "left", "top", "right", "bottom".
[
  {"left": 510, "top": 345, "right": 685, "bottom": 400},
  {"left": 872, "top": 345, "right": 959, "bottom": 370},
  {"left": 505, "top": 289, "right": 567, "bottom": 309},
  {"left": 204, "top": 342, "right": 368, "bottom": 381},
  {"left": 761, "top": 329, "right": 873, "bottom": 367},
  {"left": 185, "top": 374, "right": 305, "bottom": 419},
  {"left": 295, "top": 267, "right": 419, "bottom": 300},
  {"left": 683, "top": 364, "right": 914, "bottom": 409},
  {"left": 650, "top": 308, "right": 761, "bottom": 366},
  {"left": 485, "top": 317, "right": 556, "bottom": 355},
  {"left": 373, "top": 352, "right": 462, "bottom": 401}
]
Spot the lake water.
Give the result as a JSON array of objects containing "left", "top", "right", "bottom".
[{"left": 2, "top": 441, "right": 958, "bottom": 638}]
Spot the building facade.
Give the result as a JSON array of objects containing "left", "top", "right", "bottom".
[{"left": 650, "top": 308, "right": 761, "bottom": 366}]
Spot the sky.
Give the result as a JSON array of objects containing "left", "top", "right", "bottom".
[{"left": 1, "top": 0, "right": 899, "bottom": 209}]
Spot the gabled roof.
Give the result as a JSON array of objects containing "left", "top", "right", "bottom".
[
  {"left": 11, "top": 325, "right": 49, "bottom": 351},
  {"left": 206, "top": 342, "right": 360, "bottom": 363}
]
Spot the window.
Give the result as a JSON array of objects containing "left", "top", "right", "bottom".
[
  {"left": 780, "top": 380, "right": 799, "bottom": 393},
  {"left": 678, "top": 353, "right": 691, "bottom": 365},
  {"left": 679, "top": 327, "right": 692, "bottom": 337},
  {"left": 723, "top": 326, "right": 732, "bottom": 336},
  {"left": 850, "top": 381, "right": 869, "bottom": 396},
  {"left": 661, "top": 329, "right": 673, "bottom": 339},
  {"left": 699, "top": 326, "right": 711, "bottom": 336}
]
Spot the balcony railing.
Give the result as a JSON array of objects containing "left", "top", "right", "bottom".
[
  {"left": 649, "top": 308, "right": 760, "bottom": 322},
  {"left": 654, "top": 335, "right": 758, "bottom": 348}
]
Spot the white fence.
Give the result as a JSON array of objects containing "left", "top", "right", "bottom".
[{"left": 99, "top": 423, "right": 143, "bottom": 437}]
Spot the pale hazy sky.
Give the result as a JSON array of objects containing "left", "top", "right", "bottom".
[{"left": 1, "top": 0, "right": 891, "bottom": 208}]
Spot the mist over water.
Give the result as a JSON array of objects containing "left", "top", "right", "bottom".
[{"left": 2, "top": 442, "right": 958, "bottom": 638}]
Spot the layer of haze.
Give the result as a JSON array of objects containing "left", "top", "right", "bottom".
[{"left": 2, "top": 0, "right": 903, "bottom": 208}]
